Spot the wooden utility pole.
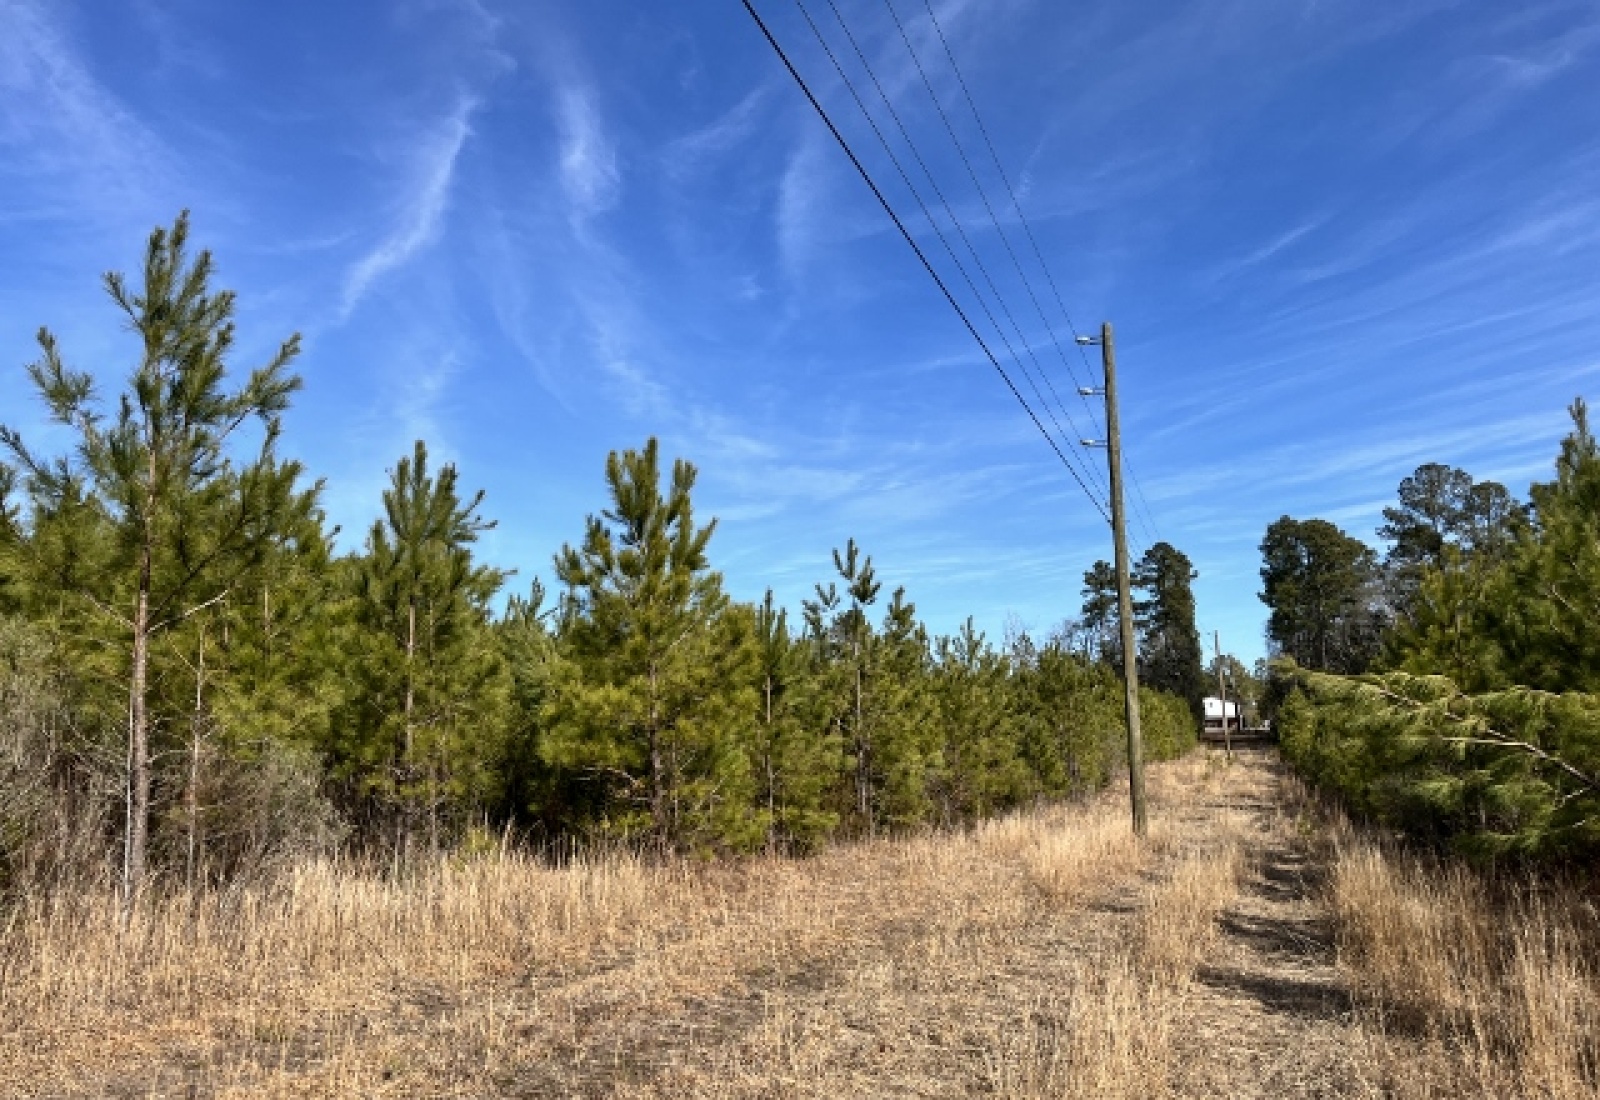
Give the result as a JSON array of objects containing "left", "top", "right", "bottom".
[
  {"left": 1094, "top": 322, "right": 1147, "bottom": 837},
  {"left": 1214, "top": 630, "right": 1231, "bottom": 759}
]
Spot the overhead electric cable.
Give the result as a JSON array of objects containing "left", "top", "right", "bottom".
[
  {"left": 785, "top": 0, "right": 1114, "bottom": 522},
  {"left": 791, "top": 0, "right": 1111, "bottom": 520},
  {"left": 814, "top": 0, "right": 1111, "bottom": 512},
  {"left": 913, "top": 0, "right": 1167, "bottom": 550},
  {"left": 739, "top": 0, "right": 1111, "bottom": 525},
  {"left": 879, "top": 0, "right": 1108, "bottom": 449},
  {"left": 881, "top": 0, "right": 1163, "bottom": 546}
]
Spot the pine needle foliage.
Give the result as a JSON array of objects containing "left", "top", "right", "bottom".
[
  {"left": 0, "top": 211, "right": 306, "bottom": 903},
  {"left": 545, "top": 439, "right": 762, "bottom": 852},
  {"left": 0, "top": 217, "right": 1211, "bottom": 889},
  {"left": 335, "top": 441, "right": 510, "bottom": 859},
  {"left": 1278, "top": 664, "right": 1600, "bottom": 860}
]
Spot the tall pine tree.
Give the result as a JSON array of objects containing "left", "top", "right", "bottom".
[
  {"left": 544, "top": 439, "right": 760, "bottom": 850},
  {"left": 0, "top": 212, "right": 303, "bottom": 904},
  {"left": 335, "top": 441, "right": 509, "bottom": 858},
  {"left": 1133, "top": 542, "right": 1206, "bottom": 722}
]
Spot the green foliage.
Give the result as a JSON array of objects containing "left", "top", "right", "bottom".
[
  {"left": 0, "top": 211, "right": 310, "bottom": 896},
  {"left": 1012, "top": 640, "right": 1125, "bottom": 795},
  {"left": 1277, "top": 664, "right": 1600, "bottom": 861},
  {"left": 1271, "top": 409, "right": 1600, "bottom": 866},
  {"left": 859, "top": 586, "right": 941, "bottom": 828},
  {"left": 1079, "top": 559, "right": 1120, "bottom": 666},
  {"left": 496, "top": 582, "right": 581, "bottom": 836},
  {"left": 928, "top": 619, "right": 1029, "bottom": 823},
  {"left": 544, "top": 439, "right": 762, "bottom": 852},
  {"left": 751, "top": 590, "right": 841, "bottom": 851},
  {"left": 331, "top": 441, "right": 510, "bottom": 854},
  {"left": 1259, "top": 516, "right": 1386, "bottom": 673},
  {"left": 1133, "top": 541, "right": 1205, "bottom": 721},
  {"left": 1387, "top": 401, "right": 1600, "bottom": 694},
  {"left": 1, "top": 217, "right": 1211, "bottom": 887},
  {"left": 1140, "top": 685, "right": 1199, "bottom": 761},
  {"left": 1378, "top": 462, "right": 1524, "bottom": 624}
]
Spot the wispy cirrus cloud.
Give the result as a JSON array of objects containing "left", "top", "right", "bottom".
[
  {"left": 663, "top": 84, "right": 772, "bottom": 180},
  {"left": 0, "top": 0, "right": 173, "bottom": 221},
  {"left": 1481, "top": 18, "right": 1600, "bottom": 88},
  {"left": 340, "top": 95, "right": 478, "bottom": 320},
  {"left": 776, "top": 129, "right": 831, "bottom": 278},
  {"left": 555, "top": 84, "right": 620, "bottom": 222}
]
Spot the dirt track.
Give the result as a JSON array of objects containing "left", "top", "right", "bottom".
[{"left": 511, "top": 748, "right": 1366, "bottom": 1099}]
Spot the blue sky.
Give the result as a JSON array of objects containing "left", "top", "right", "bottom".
[{"left": 3, "top": 0, "right": 1599, "bottom": 664}]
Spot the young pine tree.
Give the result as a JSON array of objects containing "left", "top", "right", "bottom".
[
  {"left": 336, "top": 441, "right": 509, "bottom": 858},
  {"left": 831, "top": 539, "right": 881, "bottom": 826},
  {"left": 931, "top": 619, "right": 1028, "bottom": 824},
  {"left": 752, "top": 589, "right": 841, "bottom": 851},
  {"left": 866, "top": 586, "right": 938, "bottom": 827},
  {"left": 0, "top": 212, "right": 303, "bottom": 904},
  {"left": 1014, "top": 636, "right": 1125, "bottom": 796},
  {"left": 544, "top": 439, "right": 761, "bottom": 850}
]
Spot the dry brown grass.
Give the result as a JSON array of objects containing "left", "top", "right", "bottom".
[
  {"left": 1135, "top": 839, "right": 1244, "bottom": 988},
  {"left": 39, "top": 753, "right": 1551, "bottom": 1097},
  {"left": 1, "top": 757, "right": 1254, "bottom": 1099},
  {"left": 1328, "top": 831, "right": 1600, "bottom": 1099}
]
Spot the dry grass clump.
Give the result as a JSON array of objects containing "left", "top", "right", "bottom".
[
  {"left": 2, "top": 849, "right": 706, "bottom": 1097},
  {"left": 1135, "top": 837, "right": 1244, "bottom": 986},
  {"left": 1, "top": 764, "right": 1226, "bottom": 1099},
  {"left": 991, "top": 800, "right": 1154, "bottom": 902},
  {"left": 981, "top": 960, "right": 1174, "bottom": 1100},
  {"left": 1332, "top": 836, "right": 1600, "bottom": 1099}
]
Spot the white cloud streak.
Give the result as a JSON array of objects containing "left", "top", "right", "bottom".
[
  {"left": 1482, "top": 19, "right": 1600, "bottom": 88},
  {"left": 663, "top": 84, "right": 771, "bottom": 179},
  {"left": 556, "top": 85, "right": 620, "bottom": 221},
  {"left": 340, "top": 96, "right": 478, "bottom": 319},
  {"left": 0, "top": 0, "right": 173, "bottom": 220}
]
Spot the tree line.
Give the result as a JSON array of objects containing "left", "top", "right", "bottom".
[
  {"left": 1077, "top": 542, "right": 1209, "bottom": 727},
  {"left": 0, "top": 214, "right": 1198, "bottom": 899},
  {"left": 1257, "top": 408, "right": 1600, "bottom": 862}
]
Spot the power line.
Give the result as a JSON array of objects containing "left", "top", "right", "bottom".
[
  {"left": 878, "top": 0, "right": 1113, "bottom": 501},
  {"left": 739, "top": 0, "right": 1111, "bottom": 524},
  {"left": 1126, "top": 455, "right": 1163, "bottom": 552},
  {"left": 911, "top": 0, "right": 1167, "bottom": 551},
  {"left": 803, "top": 0, "right": 1110, "bottom": 513},
  {"left": 819, "top": 0, "right": 1108, "bottom": 502}
]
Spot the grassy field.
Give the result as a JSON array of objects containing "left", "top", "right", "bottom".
[{"left": 2, "top": 751, "right": 1595, "bottom": 1098}]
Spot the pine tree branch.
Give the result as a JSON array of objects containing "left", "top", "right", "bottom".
[
  {"left": 1349, "top": 679, "right": 1600, "bottom": 796},
  {"left": 1433, "top": 735, "right": 1600, "bottom": 795},
  {"left": 79, "top": 591, "right": 134, "bottom": 630},
  {"left": 149, "top": 589, "right": 231, "bottom": 636}
]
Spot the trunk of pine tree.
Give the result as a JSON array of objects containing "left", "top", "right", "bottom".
[
  {"left": 424, "top": 604, "right": 439, "bottom": 857},
  {"left": 428, "top": 761, "right": 440, "bottom": 857},
  {"left": 186, "top": 627, "right": 205, "bottom": 891},
  {"left": 401, "top": 596, "right": 417, "bottom": 864},
  {"left": 764, "top": 673, "right": 777, "bottom": 851},
  {"left": 648, "top": 661, "right": 667, "bottom": 846},
  {"left": 853, "top": 656, "right": 871, "bottom": 832},
  {"left": 123, "top": 473, "right": 156, "bottom": 914}
]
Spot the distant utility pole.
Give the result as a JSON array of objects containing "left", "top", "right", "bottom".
[
  {"left": 1214, "top": 630, "right": 1232, "bottom": 760},
  {"left": 1079, "top": 322, "right": 1146, "bottom": 837}
]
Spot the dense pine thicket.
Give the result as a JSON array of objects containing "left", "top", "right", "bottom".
[
  {"left": 0, "top": 216, "right": 1196, "bottom": 897},
  {"left": 1261, "top": 405, "right": 1600, "bottom": 864}
]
